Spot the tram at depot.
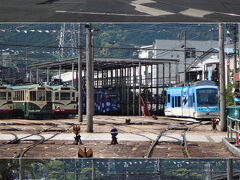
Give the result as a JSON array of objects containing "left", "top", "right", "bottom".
[
  {"left": 47, "top": 84, "right": 77, "bottom": 118},
  {"left": 0, "top": 83, "right": 13, "bottom": 118},
  {"left": 164, "top": 80, "right": 219, "bottom": 119},
  {"left": 11, "top": 84, "right": 53, "bottom": 119}
]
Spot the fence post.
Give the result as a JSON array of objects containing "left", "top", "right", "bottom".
[
  {"left": 234, "top": 118, "right": 237, "bottom": 145},
  {"left": 227, "top": 116, "right": 229, "bottom": 138},
  {"left": 237, "top": 119, "right": 239, "bottom": 145},
  {"left": 230, "top": 117, "right": 233, "bottom": 141}
]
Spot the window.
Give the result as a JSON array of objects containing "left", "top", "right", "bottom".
[
  {"left": 8, "top": 92, "right": 11, "bottom": 101},
  {"left": 14, "top": 91, "right": 23, "bottom": 101},
  {"left": 172, "top": 97, "right": 174, "bottom": 108},
  {"left": 21, "top": 91, "right": 24, "bottom": 101},
  {"left": 20, "top": 91, "right": 23, "bottom": 100},
  {"left": 30, "top": 91, "right": 36, "bottom": 101},
  {"left": 55, "top": 92, "right": 59, "bottom": 100},
  {"left": 193, "top": 93, "right": 195, "bottom": 103},
  {"left": 175, "top": 97, "right": 177, "bottom": 107},
  {"left": 189, "top": 96, "right": 192, "bottom": 107},
  {"left": 13, "top": 92, "right": 16, "bottom": 101},
  {"left": 46, "top": 91, "right": 52, "bottom": 101},
  {"left": 177, "top": 96, "right": 181, "bottom": 107},
  {"left": 196, "top": 88, "right": 219, "bottom": 107},
  {"left": 61, "top": 92, "right": 70, "bottom": 100},
  {"left": 16, "top": 91, "right": 19, "bottom": 100},
  {"left": 72, "top": 92, "right": 75, "bottom": 100},
  {"left": 168, "top": 94, "right": 170, "bottom": 103},
  {"left": 37, "top": 91, "right": 45, "bottom": 101},
  {"left": 0, "top": 92, "right": 6, "bottom": 100}
]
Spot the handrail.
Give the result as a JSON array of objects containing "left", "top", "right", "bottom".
[{"left": 227, "top": 116, "right": 240, "bottom": 146}]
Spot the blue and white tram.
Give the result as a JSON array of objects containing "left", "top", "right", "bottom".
[{"left": 164, "top": 80, "right": 219, "bottom": 119}]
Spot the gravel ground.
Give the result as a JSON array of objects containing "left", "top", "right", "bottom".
[{"left": 0, "top": 115, "right": 234, "bottom": 158}]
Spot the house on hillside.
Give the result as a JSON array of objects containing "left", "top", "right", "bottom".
[
  {"left": 138, "top": 39, "right": 234, "bottom": 86},
  {"left": 187, "top": 47, "right": 238, "bottom": 87}
]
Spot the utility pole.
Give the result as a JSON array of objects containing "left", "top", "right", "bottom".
[
  {"left": 138, "top": 62, "right": 142, "bottom": 116},
  {"left": 227, "top": 159, "right": 233, "bottom": 180},
  {"left": 219, "top": 23, "right": 227, "bottom": 131},
  {"left": 233, "top": 24, "right": 237, "bottom": 82},
  {"left": 78, "top": 23, "right": 83, "bottom": 122},
  {"left": 86, "top": 24, "right": 94, "bottom": 132},
  {"left": 184, "top": 31, "right": 186, "bottom": 84},
  {"left": 75, "top": 159, "right": 78, "bottom": 180},
  {"left": 19, "top": 158, "right": 25, "bottom": 180},
  {"left": 92, "top": 159, "right": 96, "bottom": 180},
  {"left": 25, "top": 49, "right": 28, "bottom": 82},
  {"left": 239, "top": 24, "right": 240, "bottom": 75},
  {"left": 64, "top": 160, "right": 67, "bottom": 180}
]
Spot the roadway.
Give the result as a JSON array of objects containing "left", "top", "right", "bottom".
[{"left": 1, "top": 0, "right": 240, "bottom": 22}]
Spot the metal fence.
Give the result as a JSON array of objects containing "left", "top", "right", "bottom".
[{"left": 227, "top": 116, "right": 240, "bottom": 145}]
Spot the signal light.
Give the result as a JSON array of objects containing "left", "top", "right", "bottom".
[
  {"left": 73, "top": 125, "right": 82, "bottom": 145},
  {"left": 110, "top": 128, "right": 118, "bottom": 145},
  {"left": 73, "top": 125, "right": 81, "bottom": 135},
  {"left": 78, "top": 147, "right": 93, "bottom": 158}
]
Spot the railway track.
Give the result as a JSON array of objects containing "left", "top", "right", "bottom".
[
  {"left": 99, "top": 117, "right": 203, "bottom": 158},
  {"left": 0, "top": 122, "right": 75, "bottom": 158},
  {"left": 0, "top": 116, "right": 228, "bottom": 158},
  {"left": 145, "top": 127, "right": 191, "bottom": 158},
  {"left": 145, "top": 119, "right": 203, "bottom": 158}
]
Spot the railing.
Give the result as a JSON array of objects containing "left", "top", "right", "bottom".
[{"left": 227, "top": 116, "right": 240, "bottom": 145}]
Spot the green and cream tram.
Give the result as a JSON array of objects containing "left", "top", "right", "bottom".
[
  {"left": 47, "top": 84, "right": 77, "bottom": 118},
  {"left": 12, "top": 84, "right": 52, "bottom": 119},
  {"left": 0, "top": 84, "right": 13, "bottom": 118}
]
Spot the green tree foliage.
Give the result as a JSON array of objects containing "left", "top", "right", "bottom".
[
  {"left": 0, "top": 159, "right": 48, "bottom": 180},
  {"left": 226, "top": 82, "right": 240, "bottom": 106},
  {"left": 79, "top": 167, "right": 102, "bottom": 180}
]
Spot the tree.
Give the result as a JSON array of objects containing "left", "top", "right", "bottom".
[
  {"left": 226, "top": 82, "right": 240, "bottom": 106},
  {"left": 79, "top": 167, "right": 102, "bottom": 180},
  {"left": 0, "top": 159, "right": 48, "bottom": 180}
]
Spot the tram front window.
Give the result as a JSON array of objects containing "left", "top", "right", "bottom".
[
  {"left": 61, "top": 92, "right": 70, "bottom": 100},
  {"left": 196, "top": 88, "right": 219, "bottom": 107},
  {"left": 37, "top": 91, "right": 46, "bottom": 101},
  {"left": 0, "top": 92, "right": 6, "bottom": 100}
]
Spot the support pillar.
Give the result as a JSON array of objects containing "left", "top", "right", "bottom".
[
  {"left": 127, "top": 67, "right": 129, "bottom": 116},
  {"left": 19, "top": 158, "right": 25, "bottom": 180},
  {"left": 169, "top": 63, "right": 171, "bottom": 87},
  {"left": 72, "top": 63, "right": 74, "bottom": 86},
  {"left": 78, "top": 24, "right": 83, "bottom": 122},
  {"left": 47, "top": 67, "right": 50, "bottom": 84},
  {"left": 139, "top": 62, "right": 142, "bottom": 116},
  {"left": 59, "top": 65, "right": 61, "bottom": 80},
  {"left": 227, "top": 159, "right": 233, "bottom": 180},
  {"left": 219, "top": 23, "right": 226, "bottom": 131},
  {"left": 156, "top": 64, "right": 159, "bottom": 114},
  {"left": 86, "top": 24, "right": 94, "bottom": 132},
  {"left": 36, "top": 68, "right": 39, "bottom": 83},
  {"left": 133, "top": 66, "right": 136, "bottom": 116},
  {"left": 29, "top": 69, "right": 32, "bottom": 83}
]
